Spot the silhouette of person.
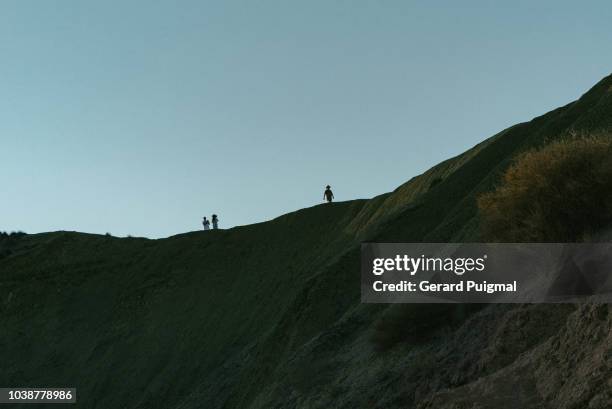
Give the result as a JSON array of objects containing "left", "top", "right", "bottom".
[
  {"left": 212, "top": 214, "right": 219, "bottom": 229},
  {"left": 202, "top": 217, "right": 210, "bottom": 231},
  {"left": 324, "top": 185, "right": 334, "bottom": 203}
]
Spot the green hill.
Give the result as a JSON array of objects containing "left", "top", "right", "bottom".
[{"left": 1, "top": 74, "right": 611, "bottom": 409}]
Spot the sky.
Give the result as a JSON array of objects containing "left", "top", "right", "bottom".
[{"left": 1, "top": 1, "right": 612, "bottom": 238}]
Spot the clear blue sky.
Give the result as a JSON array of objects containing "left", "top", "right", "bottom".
[{"left": 2, "top": 1, "right": 611, "bottom": 238}]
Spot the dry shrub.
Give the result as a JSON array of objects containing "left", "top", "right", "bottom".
[
  {"left": 371, "top": 304, "right": 482, "bottom": 351},
  {"left": 478, "top": 135, "right": 612, "bottom": 242}
]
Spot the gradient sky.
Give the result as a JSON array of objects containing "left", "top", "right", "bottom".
[{"left": 2, "top": 1, "right": 611, "bottom": 238}]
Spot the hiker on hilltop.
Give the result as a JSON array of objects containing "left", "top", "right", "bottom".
[
  {"left": 324, "top": 185, "right": 334, "bottom": 203},
  {"left": 212, "top": 214, "right": 219, "bottom": 229},
  {"left": 202, "top": 217, "right": 210, "bottom": 231}
]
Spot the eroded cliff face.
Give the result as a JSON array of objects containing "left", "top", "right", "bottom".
[
  {"left": 418, "top": 303, "right": 611, "bottom": 409},
  {"left": 244, "top": 302, "right": 608, "bottom": 409}
]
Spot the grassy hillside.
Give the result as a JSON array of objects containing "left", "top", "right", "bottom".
[{"left": 1, "top": 74, "right": 611, "bottom": 409}]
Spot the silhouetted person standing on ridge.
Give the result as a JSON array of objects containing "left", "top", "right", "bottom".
[
  {"left": 212, "top": 214, "right": 219, "bottom": 229},
  {"left": 324, "top": 185, "right": 334, "bottom": 203},
  {"left": 202, "top": 217, "right": 210, "bottom": 231}
]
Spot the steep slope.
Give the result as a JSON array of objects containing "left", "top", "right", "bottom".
[
  {"left": 418, "top": 303, "right": 611, "bottom": 409},
  {"left": 214, "top": 73, "right": 612, "bottom": 409},
  {"left": 1, "top": 74, "right": 611, "bottom": 409}
]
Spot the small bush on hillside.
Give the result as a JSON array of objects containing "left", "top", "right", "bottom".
[
  {"left": 478, "top": 135, "right": 612, "bottom": 242},
  {"left": 371, "top": 304, "right": 481, "bottom": 351},
  {"left": 1, "top": 231, "right": 26, "bottom": 240},
  {"left": 0, "top": 231, "right": 26, "bottom": 260},
  {"left": 372, "top": 305, "right": 446, "bottom": 350}
]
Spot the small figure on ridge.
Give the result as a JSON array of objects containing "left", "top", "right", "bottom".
[
  {"left": 212, "top": 214, "right": 219, "bottom": 229},
  {"left": 324, "top": 185, "right": 334, "bottom": 203},
  {"left": 202, "top": 216, "right": 210, "bottom": 231}
]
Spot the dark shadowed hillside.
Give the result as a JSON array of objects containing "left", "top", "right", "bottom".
[{"left": 1, "top": 74, "right": 611, "bottom": 408}]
